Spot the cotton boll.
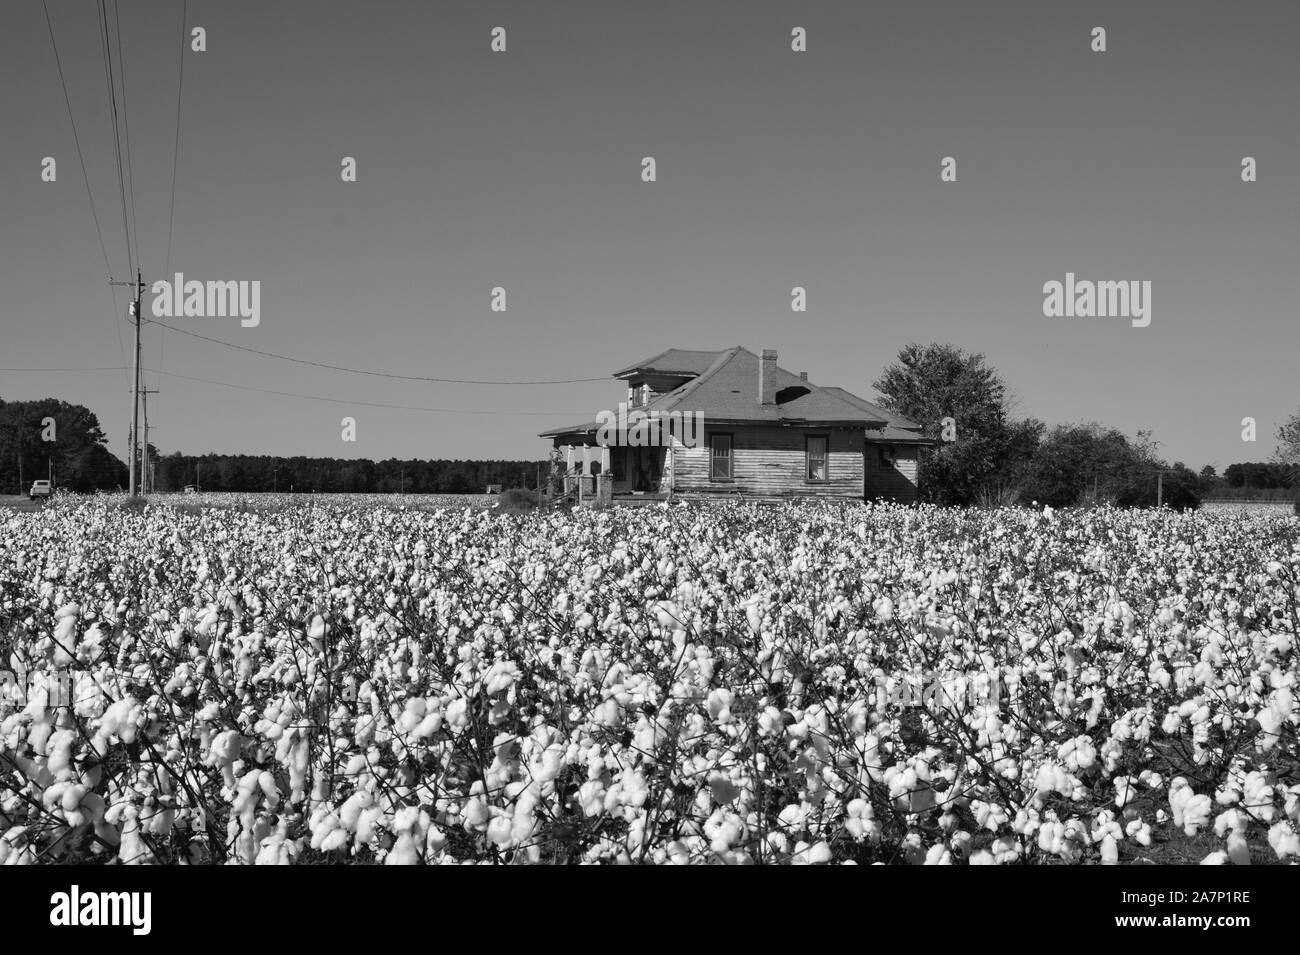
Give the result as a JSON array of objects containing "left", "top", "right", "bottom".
[
  {"left": 1226, "top": 832, "right": 1251, "bottom": 866},
  {"left": 924, "top": 844, "right": 951, "bottom": 865},
  {"left": 1267, "top": 822, "right": 1300, "bottom": 861},
  {"left": 1181, "top": 794, "right": 1212, "bottom": 835},
  {"left": 802, "top": 841, "right": 832, "bottom": 865},
  {"left": 1100, "top": 834, "right": 1118, "bottom": 865}
]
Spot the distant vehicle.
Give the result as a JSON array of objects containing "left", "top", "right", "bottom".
[
  {"left": 486, "top": 484, "right": 503, "bottom": 495},
  {"left": 29, "top": 480, "right": 52, "bottom": 500},
  {"left": 183, "top": 485, "right": 197, "bottom": 494}
]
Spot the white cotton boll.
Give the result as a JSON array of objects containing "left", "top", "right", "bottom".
[
  {"left": 1125, "top": 819, "right": 1152, "bottom": 846},
  {"left": 595, "top": 697, "right": 621, "bottom": 728},
  {"left": 1181, "top": 794, "right": 1212, "bottom": 835},
  {"left": 1267, "top": 822, "right": 1300, "bottom": 861},
  {"left": 924, "top": 844, "right": 951, "bottom": 865},
  {"left": 578, "top": 780, "right": 606, "bottom": 817},
  {"left": 486, "top": 813, "right": 514, "bottom": 847},
  {"left": 1200, "top": 851, "right": 1228, "bottom": 865},
  {"left": 340, "top": 790, "right": 374, "bottom": 832},
  {"left": 1100, "top": 834, "right": 1118, "bottom": 864},
  {"left": 873, "top": 597, "right": 894, "bottom": 622},
  {"left": 46, "top": 729, "right": 77, "bottom": 776},
  {"left": 1226, "top": 832, "right": 1251, "bottom": 866},
  {"left": 1254, "top": 707, "right": 1283, "bottom": 751},
  {"left": 803, "top": 841, "right": 832, "bottom": 865},
  {"left": 60, "top": 783, "right": 86, "bottom": 815},
  {"left": 319, "top": 826, "right": 349, "bottom": 853},
  {"left": 758, "top": 707, "right": 784, "bottom": 737},
  {"left": 969, "top": 849, "right": 995, "bottom": 865},
  {"left": 778, "top": 804, "right": 805, "bottom": 833},
  {"left": 258, "top": 771, "right": 280, "bottom": 808},
  {"left": 533, "top": 745, "right": 564, "bottom": 784},
  {"left": 446, "top": 698, "right": 469, "bottom": 732}
]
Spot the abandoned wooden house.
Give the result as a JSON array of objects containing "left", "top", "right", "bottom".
[{"left": 540, "top": 347, "right": 934, "bottom": 502}]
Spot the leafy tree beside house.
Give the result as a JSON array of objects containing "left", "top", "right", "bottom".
[
  {"left": 872, "top": 343, "right": 1043, "bottom": 505},
  {"left": 1274, "top": 407, "right": 1300, "bottom": 513}
]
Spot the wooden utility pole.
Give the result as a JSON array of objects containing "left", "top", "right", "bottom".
[
  {"left": 112, "top": 270, "right": 147, "bottom": 497},
  {"left": 141, "top": 386, "right": 159, "bottom": 493}
]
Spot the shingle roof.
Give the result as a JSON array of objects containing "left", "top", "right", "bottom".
[
  {"left": 542, "top": 347, "right": 937, "bottom": 440},
  {"left": 819, "top": 387, "right": 924, "bottom": 431},
  {"left": 611, "top": 349, "right": 727, "bottom": 379},
  {"left": 865, "top": 425, "right": 935, "bottom": 443},
  {"left": 634, "top": 348, "right": 877, "bottom": 424}
]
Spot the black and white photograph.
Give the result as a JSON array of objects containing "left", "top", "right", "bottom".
[{"left": 0, "top": 0, "right": 1294, "bottom": 934}]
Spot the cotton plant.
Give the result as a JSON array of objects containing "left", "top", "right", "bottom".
[{"left": 0, "top": 495, "right": 1296, "bottom": 863}]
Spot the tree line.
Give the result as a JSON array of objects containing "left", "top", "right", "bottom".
[
  {"left": 1, "top": 397, "right": 544, "bottom": 496},
  {"left": 872, "top": 344, "right": 1300, "bottom": 510},
  {"left": 4, "top": 383, "right": 1297, "bottom": 507},
  {"left": 0, "top": 398, "right": 127, "bottom": 493},
  {"left": 151, "top": 454, "right": 546, "bottom": 494}
]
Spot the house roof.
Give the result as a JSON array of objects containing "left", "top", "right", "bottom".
[
  {"left": 542, "top": 347, "right": 936, "bottom": 441},
  {"left": 611, "top": 349, "right": 727, "bottom": 379},
  {"left": 819, "top": 387, "right": 924, "bottom": 431}
]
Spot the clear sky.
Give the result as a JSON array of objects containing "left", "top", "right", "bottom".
[{"left": 2, "top": 0, "right": 1296, "bottom": 467}]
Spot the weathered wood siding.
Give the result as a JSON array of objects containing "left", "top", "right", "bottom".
[
  {"left": 672, "top": 426, "right": 865, "bottom": 499},
  {"left": 864, "top": 444, "right": 920, "bottom": 503}
]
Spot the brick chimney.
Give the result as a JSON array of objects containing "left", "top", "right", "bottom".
[{"left": 760, "top": 349, "right": 777, "bottom": 405}]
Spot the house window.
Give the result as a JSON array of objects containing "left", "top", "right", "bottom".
[
  {"left": 878, "top": 445, "right": 896, "bottom": 469},
  {"left": 806, "top": 435, "right": 829, "bottom": 482},
  {"left": 710, "top": 434, "right": 733, "bottom": 480}
]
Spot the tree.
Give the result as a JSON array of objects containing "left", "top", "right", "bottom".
[
  {"left": 1020, "top": 423, "right": 1199, "bottom": 510},
  {"left": 0, "top": 397, "right": 126, "bottom": 492},
  {"left": 1274, "top": 409, "right": 1300, "bottom": 486},
  {"left": 872, "top": 343, "right": 1041, "bottom": 505}
]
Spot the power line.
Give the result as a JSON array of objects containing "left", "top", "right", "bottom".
[
  {"left": 148, "top": 368, "right": 581, "bottom": 416},
  {"left": 97, "top": 0, "right": 133, "bottom": 282},
  {"left": 161, "top": 0, "right": 188, "bottom": 385},
  {"left": 0, "top": 366, "right": 131, "bottom": 372},
  {"left": 0, "top": 364, "right": 583, "bottom": 417},
  {"left": 164, "top": 0, "right": 186, "bottom": 279},
  {"left": 40, "top": 0, "right": 127, "bottom": 381},
  {"left": 143, "top": 318, "right": 609, "bottom": 384},
  {"left": 111, "top": 0, "right": 142, "bottom": 273}
]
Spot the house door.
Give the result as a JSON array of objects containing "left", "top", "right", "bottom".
[{"left": 630, "top": 446, "right": 665, "bottom": 492}]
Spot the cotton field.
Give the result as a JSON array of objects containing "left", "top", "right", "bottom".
[{"left": 1, "top": 495, "right": 1297, "bottom": 865}]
